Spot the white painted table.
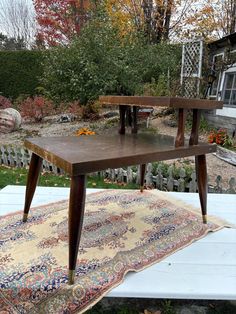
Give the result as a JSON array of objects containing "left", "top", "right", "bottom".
[{"left": 0, "top": 185, "right": 236, "bottom": 300}]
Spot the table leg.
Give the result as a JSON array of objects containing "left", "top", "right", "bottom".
[
  {"left": 23, "top": 153, "right": 43, "bottom": 222},
  {"left": 119, "top": 105, "right": 127, "bottom": 134},
  {"left": 140, "top": 164, "right": 146, "bottom": 192},
  {"left": 195, "top": 155, "right": 207, "bottom": 224},
  {"left": 68, "top": 175, "right": 86, "bottom": 285},
  {"left": 126, "top": 106, "right": 132, "bottom": 127},
  {"left": 132, "top": 106, "right": 138, "bottom": 134}
]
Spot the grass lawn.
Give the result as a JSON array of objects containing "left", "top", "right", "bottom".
[{"left": 0, "top": 165, "right": 138, "bottom": 190}]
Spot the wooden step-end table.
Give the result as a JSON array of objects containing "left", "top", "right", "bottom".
[{"left": 22, "top": 96, "right": 223, "bottom": 285}]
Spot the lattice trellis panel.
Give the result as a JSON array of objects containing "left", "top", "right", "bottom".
[
  {"left": 181, "top": 40, "right": 203, "bottom": 98},
  {"left": 181, "top": 77, "right": 201, "bottom": 98}
]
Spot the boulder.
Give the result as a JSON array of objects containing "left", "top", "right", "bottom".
[
  {"left": 4, "top": 108, "right": 22, "bottom": 130},
  {"left": 0, "top": 108, "right": 22, "bottom": 133},
  {"left": 0, "top": 110, "right": 15, "bottom": 133}
]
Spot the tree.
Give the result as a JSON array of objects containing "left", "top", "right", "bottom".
[
  {"left": 0, "top": 32, "right": 26, "bottom": 50},
  {"left": 34, "top": 0, "right": 191, "bottom": 45},
  {"left": 105, "top": 0, "right": 143, "bottom": 37},
  {"left": 41, "top": 12, "right": 181, "bottom": 104},
  {"left": 0, "top": 0, "right": 36, "bottom": 48},
  {"left": 106, "top": 0, "right": 236, "bottom": 42},
  {"left": 179, "top": 0, "right": 236, "bottom": 41},
  {"left": 33, "top": 0, "right": 236, "bottom": 46},
  {"left": 105, "top": 0, "right": 192, "bottom": 43},
  {"left": 33, "top": 0, "right": 91, "bottom": 46}
]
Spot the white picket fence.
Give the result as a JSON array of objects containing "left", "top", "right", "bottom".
[{"left": 0, "top": 145, "right": 235, "bottom": 194}]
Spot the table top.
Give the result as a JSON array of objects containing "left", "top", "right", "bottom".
[
  {"left": 99, "top": 96, "right": 223, "bottom": 109},
  {"left": 25, "top": 134, "right": 217, "bottom": 175}
]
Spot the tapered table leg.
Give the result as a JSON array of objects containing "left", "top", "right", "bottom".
[
  {"left": 68, "top": 175, "right": 86, "bottom": 285},
  {"left": 140, "top": 164, "right": 146, "bottom": 192},
  {"left": 195, "top": 155, "right": 207, "bottom": 224},
  {"left": 23, "top": 153, "right": 43, "bottom": 222}
]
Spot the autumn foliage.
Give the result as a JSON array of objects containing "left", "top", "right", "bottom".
[
  {"left": 182, "top": 1, "right": 235, "bottom": 40},
  {"left": 33, "top": 0, "right": 91, "bottom": 46},
  {"left": 105, "top": 0, "right": 175, "bottom": 43},
  {"left": 33, "top": 0, "right": 236, "bottom": 46},
  {"left": 34, "top": 0, "right": 181, "bottom": 46},
  {"left": 19, "top": 96, "right": 54, "bottom": 122},
  {"left": 75, "top": 127, "right": 95, "bottom": 136},
  {"left": 0, "top": 96, "right": 12, "bottom": 109}
]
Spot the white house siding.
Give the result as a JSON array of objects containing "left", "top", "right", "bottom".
[
  {"left": 205, "top": 34, "right": 236, "bottom": 133},
  {"left": 216, "top": 107, "right": 236, "bottom": 119}
]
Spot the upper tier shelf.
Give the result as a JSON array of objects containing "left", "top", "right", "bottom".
[{"left": 99, "top": 96, "right": 223, "bottom": 110}]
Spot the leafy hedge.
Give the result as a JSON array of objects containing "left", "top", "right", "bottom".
[{"left": 0, "top": 50, "right": 44, "bottom": 100}]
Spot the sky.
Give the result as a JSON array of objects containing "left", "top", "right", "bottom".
[{"left": 0, "top": 0, "right": 36, "bottom": 37}]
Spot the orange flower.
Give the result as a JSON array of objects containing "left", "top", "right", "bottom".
[
  {"left": 208, "top": 128, "right": 228, "bottom": 146},
  {"left": 208, "top": 131, "right": 216, "bottom": 144}
]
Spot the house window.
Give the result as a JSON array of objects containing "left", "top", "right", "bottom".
[{"left": 222, "top": 72, "right": 236, "bottom": 106}]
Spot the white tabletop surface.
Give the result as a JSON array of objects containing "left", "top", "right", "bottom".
[{"left": 0, "top": 185, "right": 236, "bottom": 300}]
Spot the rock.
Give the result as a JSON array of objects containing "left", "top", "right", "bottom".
[
  {"left": 102, "top": 111, "right": 119, "bottom": 118},
  {"left": 163, "top": 118, "right": 177, "bottom": 128},
  {"left": 0, "top": 110, "right": 15, "bottom": 133},
  {"left": 0, "top": 108, "right": 22, "bottom": 133},
  {"left": 4, "top": 108, "right": 22, "bottom": 130},
  {"left": 57, "top": 114, "right": 76, "bottom": 123}
]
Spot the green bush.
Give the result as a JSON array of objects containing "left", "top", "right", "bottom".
[
  {"left": 41, "top": 11, "right": 182, "bottom": 105},
  {"left": 0, "top": 50, "right": 44, "bottom": 99}
]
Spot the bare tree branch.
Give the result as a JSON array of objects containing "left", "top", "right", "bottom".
[{"left": 0, "top": 0, "right": 36, "bottom": 48}]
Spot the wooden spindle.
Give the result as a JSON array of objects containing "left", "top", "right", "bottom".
[
  {"left": 175, "top": 108, "right": 187, "bottom": 147},
  {"left": 189, "top": 109, "right": 201, "bottom": 145}
]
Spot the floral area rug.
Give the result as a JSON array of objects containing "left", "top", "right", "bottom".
[{"left": 0, "top": 189, "right": 228, "bottom": 314}]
